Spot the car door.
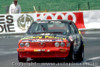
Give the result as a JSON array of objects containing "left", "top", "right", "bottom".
[
  {"left": 69, "top": 22, "right": 81, "bottom": 51},
  {"left": 73, "top": 23, "right": 82, "bottom": 49}
]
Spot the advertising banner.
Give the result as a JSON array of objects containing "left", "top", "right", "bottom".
[{"left": 0, "top": 11, "right": 93, "bottom": 34}]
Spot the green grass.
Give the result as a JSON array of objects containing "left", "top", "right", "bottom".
[{"left": 0, "top": 0, "right": 100, "bottom": 14}]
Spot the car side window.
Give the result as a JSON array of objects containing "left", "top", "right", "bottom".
[
  {"left": 72, "top": 23, "right": 79, "bottom": 34},
  {"left": 69, "top": 24, "right": 75, "bottom": 34}
]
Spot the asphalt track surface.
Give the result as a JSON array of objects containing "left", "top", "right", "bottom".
[{"left": 0, "top": 31, "right": 100, "bottom": 67}]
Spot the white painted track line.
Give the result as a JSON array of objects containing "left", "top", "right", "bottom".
[{"left": 87, "top": 56, "right": 100, "bottom": 61}]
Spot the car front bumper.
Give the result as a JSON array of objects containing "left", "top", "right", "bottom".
[{"left": 17, "top": 48, "right": 70, "bottom": 58}]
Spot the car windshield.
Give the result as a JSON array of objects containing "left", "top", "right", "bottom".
[{"left": 27, "top": 21, "right": 69, "bottom": 34}]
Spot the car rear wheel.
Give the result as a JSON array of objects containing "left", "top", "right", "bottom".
[{"left": 18, "top": 53, "right": 27, "bottom": 62}]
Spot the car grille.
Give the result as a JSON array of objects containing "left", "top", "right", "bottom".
[{"left": 30, "top": 42, "right": 55, "bottom": 48}]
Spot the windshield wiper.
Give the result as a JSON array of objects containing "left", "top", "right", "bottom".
[{"left": 32, "top": 32, "right": 64, "bottom": 34}]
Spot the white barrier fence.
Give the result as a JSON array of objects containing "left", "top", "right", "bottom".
[
  {"left": 83, "top": 10, "right": 100, "bottom": 29},
  {"left": 0, "top": 10, "right": 100, "bottom": 34}
]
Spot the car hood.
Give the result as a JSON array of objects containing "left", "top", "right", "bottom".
[{"left": 21, "top": 35, "right": 67, "bottom": 42}]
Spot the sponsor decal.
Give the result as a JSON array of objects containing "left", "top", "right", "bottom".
[
  {"left": 22, "top": 39, "right": 63, "bottom": 42},
  {"left": 21, "top": 36, "right": 66, "bottom": 40},
  {"left": 21, "top": 36, "right": 43, "bottom": 40},
  {"left": 32, "top": 40, "right": 52, "bottom": 42},
  {"left": 17, "top": 14, "right": 34, "bottom": 30}
]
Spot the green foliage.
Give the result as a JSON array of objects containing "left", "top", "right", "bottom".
[{"left": 0, "top": 0, "right": 100, "bottom": 14}]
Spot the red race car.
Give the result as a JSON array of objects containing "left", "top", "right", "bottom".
[{"left": 17, "top": 20, "right": 84, "bottom": 62}]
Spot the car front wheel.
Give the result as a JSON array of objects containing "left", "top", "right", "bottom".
[
  {"left": 18, "top": 53, "right": 27, "bottom": 62},
  {"left": 76, "top": 42, "right": 84, "bottom": 62},
  {"left": 65, "top": 45, "right": 75, "bottom": 62}
]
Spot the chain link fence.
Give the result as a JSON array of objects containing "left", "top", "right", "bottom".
[
  {"left": 34, "top": 1, "right": 100, "bottom": 12},
  {"left": 0, "top": 0, "right": 100, "bottom": 14}
]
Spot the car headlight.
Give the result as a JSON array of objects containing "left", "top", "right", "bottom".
[
  {"left": 25, "top": 42, "right": 30, "bottom": 47},
  {"left": 20, "top": 43, "right": 24, "bottom": 47},
  {"left": 55, "top": 42, "right": 60, "bottom": 47},
  {"left": 60, "top": 42, "right": 65, "bottom": 47}
]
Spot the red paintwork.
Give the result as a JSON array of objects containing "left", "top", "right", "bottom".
[{"left": 17, "top": 39, "right": 70, "bottom": 58}]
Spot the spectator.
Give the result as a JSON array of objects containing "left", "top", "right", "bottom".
[{"left": 9, "top": 0, "right": 21, "bottom": 14}]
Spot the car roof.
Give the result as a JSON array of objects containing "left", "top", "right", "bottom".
[{"left": 34, "top": 20, "right": 73, "bottom": 24}]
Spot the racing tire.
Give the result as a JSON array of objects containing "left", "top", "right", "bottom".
[
  {"left": 18, "top": 53, "right": 27, "bottom": 62},
  {"left": 65, "top": 44, "right": 75, "bottom": 62},
  {"left": 76, "top": 41, "right": 84, "bottom": 62}
]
